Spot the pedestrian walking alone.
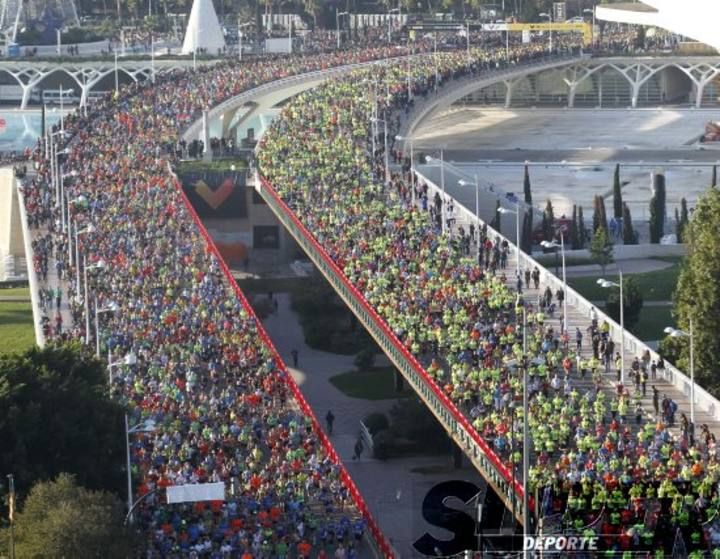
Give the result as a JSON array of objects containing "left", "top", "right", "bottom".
[
  {"left": 326, "top": 410, "right": 335, "bottom": 435},
  {"left": 291, "top": 348, "right": 299, "bottom": 367}
]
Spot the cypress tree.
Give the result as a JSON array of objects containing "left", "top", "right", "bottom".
[
  {"left": 613, "top": 164, "right": 623, "bottom": 219},
  {"left": 593, "top": 195, "right": 608, "bottom": 234},
  {"left": 578, "top": 206, "right": 587, "bottom": 249},
  {"left": 712, "top": 165, "right": 717, "bottom": 188},
  {"left": 678, "top": 198, "right": 689, "bottom": 242},
  {"left": 523, "top": 164, "right": 532, "bottom": 204},
  {"left": 649, "top": 170, "right": 666, "bottom": 243},
  {"left": 543, "top": 199, "right": 555, "bottom": 240},
  {"left": 622, "top": 203, "right": 636, "bottom": 244},
  {"left": 571, "top": 204, "right": 580, "bottom": 249}
]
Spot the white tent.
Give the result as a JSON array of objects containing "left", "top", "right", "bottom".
[{"left": 181, "top": 0, "right": 225, "bottom": 55}]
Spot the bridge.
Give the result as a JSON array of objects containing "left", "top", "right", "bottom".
[{"left": 0, "top": 58, "right": 217, "bottom": 108}]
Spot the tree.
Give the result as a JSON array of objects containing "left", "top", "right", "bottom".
[
  {"left": 521, "top": 208, "right": 534, "bottom": 253},
  {"left": 677, "top": 198, "right": 689, "bottom": 243},
  {"left": 612, "top": 163, "right": 623, "bottom": 219},
  {"left": 542, "top": 199, "right": 555, "bottom": 241},
  {"left": 622, "top": 203, "right": 637, "bottom": 245},
  {"left": 523, "top": 163, "right": 532, "bottom": 204},
  {"left": 649, "top": 170, "right": 666, "bottom": 243},
  {"left": 577, "top": 206, "right": 587, "bottom": 249},
  {"left": 592, "top": 195, "right": 608, "bottom": 234},
  {"left": 570, "top": 204, "right": 580, "bottom": 249},
  {"left": 0, "top": 343, "right": 126, "bottom": 499},
  {"left": 590, "top": 226, "right": 613, "bottom": 274},
  {"left": 3, "top": 474, "right": 135, "bottom": 558},
  {"left": 605, "top": 276, "right": 644, "bottom": 328},
  {"left": 672, "top": 187, "right": 720, "bottom": 395}
]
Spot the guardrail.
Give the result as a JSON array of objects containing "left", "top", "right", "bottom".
[
  {"left": 416, "top": 170, "right": 720, "bottom": 424},
  {"left": 169, "top": 169, "right": 396, "bottom": 559},
  {"left": 257, "top": 175, "right": 525, "bottom": 524}
]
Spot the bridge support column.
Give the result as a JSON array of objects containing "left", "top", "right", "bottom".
[
  {"left": 503, "top": 80, "right": 514, "bottom": 108},
  {"left": 567, "top": 83, "right": 577, "bottom": 108},
  {"left": 202, "top": 110, "right": 212, "bottom": 162}
]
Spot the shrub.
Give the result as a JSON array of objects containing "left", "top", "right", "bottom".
[
  {"left": 372, "top": 429, "right": 394, "bottom": 460},
  {"left": 354, "top": 347, "right": 376, "bottom": 370},
  {"left": 363, "top": 412, "right": 389, "bottom": 435}
]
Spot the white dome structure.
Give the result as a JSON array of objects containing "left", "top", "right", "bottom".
[{"left": 182, "top": 0, "right": 225, "bottom": 56}]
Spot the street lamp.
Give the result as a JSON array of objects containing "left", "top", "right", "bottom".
[
  {"left": 387, "top": 7, "right": 400, "bottom": 43},
  {"left": 539, "top": 12, "right": 553, "bottom": 53},
  {"left": 84, "top": 259, "right": 107, "bottom": 344},
  {"left": 597, "top": 270, "right": 624, "bottom": 384},
  {"left": 108, "top": 351, "right": 137, "bottom": 385},
  {"left": 459, "top": 177, "right": 480, "bottom": 260},
  {"left": 425, "top": 150, "right": 446, "bottom": 234},
  {"left": 498, "top": 206, "right": 521, "bottom": 282},
  {"left": 541, "top": 232, "right": 567, "bottom": 334},
  {"left": 125, "top": 414, "right": 156, "bottom": 524},
  {"left": 395, "top": 134, "right": 415, "bottom": 205},
  {"left": 664, "top": 320, "right": 695, "bottom": 424},
  {"left": 95, "top": 301, "right": 119, "bottom": 358},
  {"left": 74, "top": 222, "right": 94, "bottom": 296},
  {"left": 336, "top": 10, "right": 349, "bottom": 49},
  {"left": 371, "top": 116, "right": 390, "bottom": 187},
  {"left": 238, "top": 21, "right": 252, "bottom": 61}
]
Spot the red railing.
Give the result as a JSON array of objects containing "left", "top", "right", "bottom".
[
  {"left": 171, "top": 175, "right": 396, "bottom": 559},
  {"left": 258, "top": 176, "right": 524, "bottom": 501}
]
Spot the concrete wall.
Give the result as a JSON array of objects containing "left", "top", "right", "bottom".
[
  {"left": 536, "top": 242, "right": 687, "bottom": 261},
  {"left": 0, "top": 167, "right": 27, "bottom": 280},
  {"left": 658, "top": 66, "right": 693, "bottom": 103}
]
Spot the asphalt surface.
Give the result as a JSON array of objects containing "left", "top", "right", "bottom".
[{"left": 437, "top": 148, "right": 720, "bottom": 164}]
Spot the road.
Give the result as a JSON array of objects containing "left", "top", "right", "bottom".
[{"left": 435, "top": 148, "right": 720, "bottom": 164}]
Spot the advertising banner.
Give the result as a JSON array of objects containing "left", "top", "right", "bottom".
[{"left": 179, "top": 169, "right": 248, "bottom": 219}]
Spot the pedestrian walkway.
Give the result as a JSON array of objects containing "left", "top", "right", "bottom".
[
  {"left": 562, "top": 258, "right": 674, "bottom": 278},
  {"left": 262, "top": 292, "right": 486, "bottom": 558}
]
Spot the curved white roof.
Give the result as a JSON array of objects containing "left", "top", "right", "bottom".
[{"left": 596, "top": 0, "right": 720, "bottom": 51}]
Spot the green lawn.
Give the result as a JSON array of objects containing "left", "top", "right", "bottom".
[
  {"left": 629, "top": 306, "right": 674, "bottom": 342},
  {"left": 569, "top": 261, "right": 682, "bottom": 302},
  {"left": 0, "top": 301, "right": 36, "bottom": 354},
  {"left": 0, "top": 286, "right": 30, "bottom": 298},
  {"left": 330, "top": 366, "right": 414, "bottom": 400}
]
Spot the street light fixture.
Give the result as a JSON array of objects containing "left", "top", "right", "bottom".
[
  {"left": 95, "top": 300, "right": 119, "bottom": 358},
  {"left": 541, "top": 233, "right": 568, "bottom": 335},
  {"left": 74, "top": 223, "right": 95, "bottom": 296},
  {"left": 425, "top": 151, "right": 446, "bottom": 234},
  {"left": 597, "top": 270, "right": 624, "bottom": 384},
  {"left": 84, "top": 259, "right": 107, "bottom": 344},
  {"left": 371, "top": 116, "right": 390, "bottom": 187},
  {"left": 459, "top": 177, "right": 480, "bottom": 260},
  {"left": 498, "top": 206, "right": 521, "bottom": 282},
  {"left": 336, "top": 10, "right": 349, "bottom": 49},
  {"left": 125, "top": 414, "right": 156, "bottom": 525},
  {"left": 664, "top": 320, "right": 695, "bottom": 424},
  {"left": 395, "top": 134, "right": 415, "bottom": 205}
]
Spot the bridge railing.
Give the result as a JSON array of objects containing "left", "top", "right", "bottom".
[
  {"left": 168, "top": 168, "right": 396, "bottom": 559},
  {"left": 416, "top": 170, "right": 720, "bottom": 424},
  {"left": 257, "top": 175, "right": 525, "bottom": 524}
]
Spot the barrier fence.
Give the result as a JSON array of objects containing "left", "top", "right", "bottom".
[
  {"left": 257, "top": 175, "right": 526, "bottom": 524},
  {"left": 170, "top": 169, "right": 396, "bottom": 559}
]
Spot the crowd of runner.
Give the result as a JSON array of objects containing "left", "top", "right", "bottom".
[
  {"left": 257, "top": 45, "right": 720, "bottom": 556},
  {"left": 18, "top": 47, "right": 444, "bottom": 558}
]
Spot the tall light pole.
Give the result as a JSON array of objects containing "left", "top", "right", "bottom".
[
  {"left": 425, "top": 151, "right": 446, "bottom": 234},
  {"left": 95, "top": 301, "right": 119, "bottom": 358},
  {"left": 125, "top": 415, "right": 156, "bottom": 525},
  {"left": 664, "top": 319, "right": 695, "bottom": 424},
  {"left": 459, "top": 176, "right": 480, "bottom": 260},
  {"left": 539, "top": 12, "right": 552, "bottom": 53},
  {"left": 237, "top": 22, "right": 252, "bottom": 61},
  {"left": 372, "top": 116, "right": 389, "bottom": 186},
  {"left": 387, "top": 7, "right": 400, "bottom": 43},
  {"left": 598, "top": 269, "right": 624, "bottom": 384},
  {"left": 498, "top": 205, "right": 521, "bottom": 282},
  {"left": 541, "top": 231, "right": 568, "bottom": 334},
  {"left": 395, "top": 134, "right": 415, "bottom": 206},
  {"left": 336, "top": 10, "right": 349, "bottom": 49},
  {"left": 7, "top": 474, "right": 15, "bottom": 559},
  {"left": 84, "top": 259, "right": 107, "bottom": 344}
]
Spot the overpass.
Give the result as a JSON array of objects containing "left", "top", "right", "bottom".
[{"left": 0, "top": 58, "right": 219, "bottom": 108}]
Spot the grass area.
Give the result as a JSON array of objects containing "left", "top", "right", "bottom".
[
  {"left": 0, "top": 301, "right": 36, "bottom": 354},
  {"left": 629, "top": 306, "right": 674, "bottom": 342},
  {"left": 330, "top": 366, "right": 414, "bottom": 400},
  {"left": 569, "top": 261, "right": 683, "bottom": 301},
  {"left": 0, "top": 286, "right": 30, "bottom": 298}
]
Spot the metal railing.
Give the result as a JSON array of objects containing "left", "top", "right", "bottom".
[
  {"left": 169, "top": 169, "right": 396, "bottom": 559},
  {"left": 257, "top": 175, "right": 525, "bottom": 524}
]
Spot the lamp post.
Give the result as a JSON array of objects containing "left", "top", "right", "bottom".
[
  {"left": 74, "top": 222, "right": 94, "bottom": 295},
  {"left": 336, "top": 10, "right": 349, "bottom": 49},
  {"left": 539, "top": 12, "right": 552, "bottom": 53},
  {"left": 238, "top": 22, "right": 252, "bottom": 61},
  {"left": 372, "top": 116, "right": 390, "bottom": 187},
  {"left": 395, "top": 134, "right": 415, "bottom": 205},
  {"left": 664, "top": 319, "right": 695, "bottom": 424},
  {"left": 108, "top": 351, "right": 137, "bottom": 386},
  {"left": 387, "top": 7, "right": 400, "bottom": 43},
  {"left": 459, "top": 176, "right": 480, "bottom": 260},
  {"left": 597, "top": 269, "right": 624, "bottom": 384},
  {"left": 125, "top": 414, "right": 156, "bottom": 525},
  {"left": 425, "top": 150, "right": 446, "bottom": 234},
  {"left": 95, "top": 300, "right": 119, "bottom": 358},
  {"left": 498, "top": 205, "right": 521, "bottom": 282},
  {"left": 84, "top": 259, "right": 107, "bottom": 344},
  {"left": 541, "top": 231, "right": 567, "bottom": 334}
]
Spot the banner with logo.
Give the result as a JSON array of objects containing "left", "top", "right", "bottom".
[
  {"left": 166, "top": 482, "right": 225, "bottom": 504},
  {"left": 179, "top": 169, "right": 248, "bottom": 218}
]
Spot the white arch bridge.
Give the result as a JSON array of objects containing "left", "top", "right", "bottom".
[{"left": 0, "top": 59, "right": 219, "bottom": 108}]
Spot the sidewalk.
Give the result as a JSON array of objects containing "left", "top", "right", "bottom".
[
  {"left": 561, "top": 258, "right": 674, "bottom": 278},
  {"left": 262, "top": 292, "right": 486, "bottom": 558}
]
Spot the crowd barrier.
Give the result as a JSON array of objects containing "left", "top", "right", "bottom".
[{"left": 171, "top": 169, "right": 396, "bottom": 559}]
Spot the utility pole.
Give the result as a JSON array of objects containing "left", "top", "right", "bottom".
[{"left": 7, "top": 474, "right": 15, "bottom": 559}]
